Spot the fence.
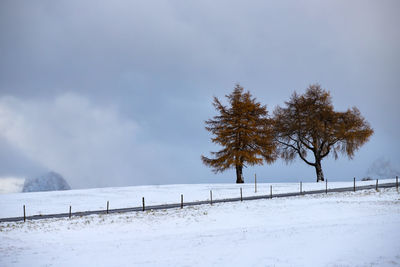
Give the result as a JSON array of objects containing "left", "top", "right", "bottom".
[{"left": 1, "top": 176, "right": 398, "bottom": 223}]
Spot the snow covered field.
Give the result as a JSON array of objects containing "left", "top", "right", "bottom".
[
  {"left": 0, "top": 181, "right": 399, "bottom": 266},
  {"left": 0, "top": 179, "right": 396, "bottom": 218}
]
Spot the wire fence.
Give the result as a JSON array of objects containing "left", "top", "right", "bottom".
[{"left": 1, "top": 177, "right": 398, "bottom": 223}]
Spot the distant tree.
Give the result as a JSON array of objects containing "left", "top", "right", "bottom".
[
  {"left": 273, "top": 84, "right": 373, "bottom": 182},
  {"left": 202, "top": 84, "right": 276, "bottom": 183}
]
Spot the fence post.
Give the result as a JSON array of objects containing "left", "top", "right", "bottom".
[
  {"left": 326, "top": 179, "right": 328, "bottom": 194},
  {"left": 397, "top": 176, "right": 398, "bottom": 192},
  {"left": 23, "top": 205, "right": 26, "bottom": 222},
  {"left": 106, "top": 201, "right": 109, "bottom": 214},
  {"left": 181, "top": 194, "right": 183, "bottom": 209},
  {"left": 240, "top": 188, "right": 243, "bottom": 201},
  {"left": 353, "top": 177, "right": 356, "bottom": 192},
  {"left": 255, "top": 173, "right": 257, "bottom": 193},
  {"left": 300, "top": 181, "right": 302, "bottom": 195},
  {"left": 376, "top": 179, "right": 378, "bottom": 191},
  {"left": 142, "top": 197, "right": 145, "bottom": 211},
  {"left": 210, "top": 190, "right": 213, "bottom": 205},
  {"left": 270, "top": 185, "right": 272, "bottom": 199},
  {"left": 69, "top": 206, "right": 72, "bottom": 219}
]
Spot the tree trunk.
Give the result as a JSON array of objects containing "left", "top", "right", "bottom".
[
  {"left": 315, "top": 159, "right": 324, "bottom": 182},
  {"left": 236, "top": 165, "right": 244, "bottom": 183}
]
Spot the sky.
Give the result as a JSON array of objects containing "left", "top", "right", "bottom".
[{"left": 0, "top": 0, "right": 399, "bottom": 189}]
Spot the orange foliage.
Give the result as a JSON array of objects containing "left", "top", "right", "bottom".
[
  {"left": 273, "top": 84, "right": 373, "bottom": 182},
  {"left": 202, "top": 84, "right": 276, "bottom": 183}
]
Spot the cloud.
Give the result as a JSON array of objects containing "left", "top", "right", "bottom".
[
  {"left": 0, "top": 0, "right": 399, "bottom": 186},
  {"left": 0, "top": 93, "right": 145, "bottom": 188},
  {"left": 0, "top": 177, "right": 25, "bottom": 194},
  {"left": 367, "top": 157, "right": 400, "bottom": 179}
]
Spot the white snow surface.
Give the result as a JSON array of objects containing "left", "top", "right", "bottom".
[
  {"left": 0, "top": 179, "right": 396, "bottom": 218},
  {"left": 0, "top": 180, "right": 399, "bottom": 266}
]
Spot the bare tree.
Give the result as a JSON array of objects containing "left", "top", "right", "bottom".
[{"left": 273, "top": 84, "right": 373, "bottom": 182}]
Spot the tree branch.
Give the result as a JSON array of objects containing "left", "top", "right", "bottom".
[{"left": 295, "top": 141, "right": 316, "bottom": 166}]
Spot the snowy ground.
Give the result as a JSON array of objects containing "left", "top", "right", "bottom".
[
  {"left": 0, "top": 183, "right": 399, "bottom": 266},
  {"left": 0, "top": 179, "right": 396, "bottom": 218}
]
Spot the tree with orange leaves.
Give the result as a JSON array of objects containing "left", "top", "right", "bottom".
[
  {"left": 202, "top": 84, "right": 276, "bottom": 183},
  {"left": 273, "top": 84, "right": 374, "bottom": 182}
]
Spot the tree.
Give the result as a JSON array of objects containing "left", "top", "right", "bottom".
[
  {"left": 202, "top": 84, "right": 276, "bottom": 183},
  {"left": 273, "top": 84, "right": 373, "bottom": 182}
]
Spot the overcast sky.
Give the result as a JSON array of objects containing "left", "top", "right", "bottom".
[{"left": 0, "top": 0, "right": 399, "bottom": 189}]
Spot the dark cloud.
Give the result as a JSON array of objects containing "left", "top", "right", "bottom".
[
  {"left": 0, "top": 136, "right": 46, "bottom": 177},
  {"left": 0, "top": 0, "right": 399, "bottom": 187}
]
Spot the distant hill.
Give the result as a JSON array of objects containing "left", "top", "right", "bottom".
[{"left": 23, "top": 171, "right": 71, "bottom": 192}]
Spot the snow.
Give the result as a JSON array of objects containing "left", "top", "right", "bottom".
[
  {"left": 0, "top": 180, "right": 399, "bottom": 266},
  {"left": 0, "top": 179, "right": 396, "bottom": 218}
]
